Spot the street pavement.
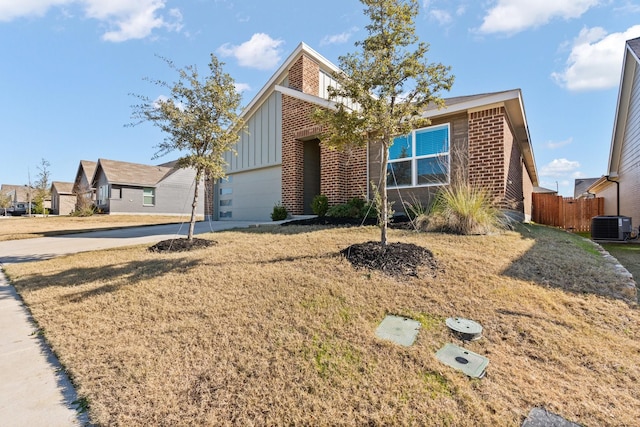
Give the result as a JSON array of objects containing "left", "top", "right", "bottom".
[{"left": 0, "top": 220, "right": 271, "bottom": 426}]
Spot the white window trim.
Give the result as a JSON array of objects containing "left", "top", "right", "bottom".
[
  {"left": 388, "top": 123, "right": 450, "bottom": 188},
  {"left": 143, "top": 187, "right": 155, "bottom": 206}
]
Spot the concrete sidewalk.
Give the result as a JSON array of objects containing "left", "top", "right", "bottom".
[
  {"left": 0, "top": 220, "right": 274, "bottom": 425},
  {"left": 0, "top": 272, "right": 87, "bottom": 426}
]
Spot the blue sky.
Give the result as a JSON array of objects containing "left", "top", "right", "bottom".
[{"left": 1, "top": 0, "right": 639, "bottom": 197}]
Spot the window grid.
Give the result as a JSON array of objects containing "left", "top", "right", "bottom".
[{"left": 388, "top": 124, "right": 450, "bottom": 188}]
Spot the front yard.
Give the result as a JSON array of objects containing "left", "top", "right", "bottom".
[{"left": 3, "top": 224, "right": 639, "bottom": 426}]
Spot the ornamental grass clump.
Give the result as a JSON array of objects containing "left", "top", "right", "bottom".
[{"left": 418, "top": 182, "right": 508, "bottom": 235}]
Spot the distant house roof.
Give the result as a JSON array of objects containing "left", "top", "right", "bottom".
[
  {"left": 73, "top": 160, "right": 98, "bottom": 192},
  {"left": 51, "top": 181, "right": 74, "bottom": 195},
  {"left": 533, "top": 186, "right": 557, "bottom": 194},
  {"left": 92, "top": 158, "right": 174, "bottom": 187},
  {"left": 0, "top": 184, "right": 33, "bottom": 202},
  {"left": 574, "top": 178, "right": 599, "bottom": 198}
]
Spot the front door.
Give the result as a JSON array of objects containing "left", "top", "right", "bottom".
[{"left": 303, "top": 139, "right": 321, "bottom": 215}]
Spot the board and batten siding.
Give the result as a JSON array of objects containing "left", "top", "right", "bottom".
[
  {"left": 618, "top": 67, "right": 640, "bottom": 227},
  {"left": 318, "top": 70, "right": 358, "bottom": 110},
  {"left": 225, "top": 92, "right": 282, "bottom": 173}
]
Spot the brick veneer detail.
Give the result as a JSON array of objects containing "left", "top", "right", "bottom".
[
  {"left": 468, "top": 107, "right": 509, "bottom": 207},
  {"left": 281, "top": 54, "right": 367, "bottom": 214}
]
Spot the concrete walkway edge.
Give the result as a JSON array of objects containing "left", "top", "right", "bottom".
[{"left": 0, "top": 269, "right": 88, "bottom": 426}]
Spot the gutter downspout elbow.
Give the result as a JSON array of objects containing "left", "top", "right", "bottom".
[{"left": 605, "top": 175, "right": 620, "bottom": 217}]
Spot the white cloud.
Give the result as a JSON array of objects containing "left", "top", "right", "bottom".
[
  {"left": 540, "top": 158, "right": 580, "bottom": 176},
  {"left": 478, "top": 0, "right": 601, "bottom": 35},
  {"left": 320, "top": 27, "right": 358, "bottom": 46},
  {"left": 546, "top": 137, "right": 573, "bottom": 149},
  {"left": 86, "top": 0, "right": 183, "bottom": 42},
  {"left": 551, "top": 25, "right": 640, "bottom": 91},
  {"left": 429, "top": 9, "right": 452, "bottom": 26},
  {"left": 234, "top": 82, "right": 251, "bottom": 93},
  {"left": 0, "top": 0, "right": 73, "bottom": 21},
  {"left": 218, "top": 33, "right": 284, "bottom": 70},
  {"left": 0, "top": 0, "right": 182, "bottom": 41}
]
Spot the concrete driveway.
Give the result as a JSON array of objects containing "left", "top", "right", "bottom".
[
  {"left": 0, "top": 219, "right": 271, "bottom": 426},
  {"left": 0, "top": 220, "right": 267, "bottom": 265}
]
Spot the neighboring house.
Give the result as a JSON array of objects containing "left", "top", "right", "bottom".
[
  {"left": 534, "top": 186, "right": 558, "bottom": 195},
  {"left": 217, "top": 42, "right": 538, "bottom": 221},
  {"left": 589, "top": 37, "right": 640, "bottom": 226},
  {"left": 50, "top": 181, "right": 75, "bottom": 215},
  {"left": 0, "top": 184, "right": 32, "bottom": 204},
  {"left": 574, "top": 178, "right": 599, "bottom": 199},
  {"left": 72, "top": 160, "right": 97, "bottom": 211},
  {"left": 91, "top": 158, "right": 204, "bottom": 216}
]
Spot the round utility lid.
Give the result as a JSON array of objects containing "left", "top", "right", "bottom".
[{"left": 445, "top": 317, "right": 483, "bottom": 340}]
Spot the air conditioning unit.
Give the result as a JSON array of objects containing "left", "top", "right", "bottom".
[{"left": 591, "top": 216, "right": 632, "bottom": 241}]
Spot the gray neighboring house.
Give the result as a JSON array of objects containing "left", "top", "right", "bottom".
[
  {"left": 1, "top": 184, "right": 31, "bottom": 204},
  {"left": 589, "top": 37, "right": 640, "bottom": 225},
  {"left": 91, "top": 158, "right": 204, "bottom": 216},
  {"left": 574, "top": 178, "right": 599, "bottom": 199},
  {"left": 50, "top": 181, "right": 75, "bottom": 215},
  {"left": 72, "top": 160, "right": 98, "bottom": 211}
]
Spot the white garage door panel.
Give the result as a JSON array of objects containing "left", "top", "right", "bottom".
[{"left": 226, "top": 166, "right": 281, "bottom": 221}]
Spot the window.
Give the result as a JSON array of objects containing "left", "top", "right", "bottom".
[
  {"left": 387, "top": 124, "right": 449, "bottom": 187},
  {"left": 143, "top": 188, "right": 155, "bottom": 206},
  {"left": 219, "top": 199, "right": 232, "bottom": 207},
  {"left": 98, "top": 185, "right": 109, "bottom": 205}
]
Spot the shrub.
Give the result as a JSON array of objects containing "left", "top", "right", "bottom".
[
  {"left": 70, "top": 205, "right": 96, "bottom": 217},
  {"left": 271, "top": 202, "right": 288, "bottom": 221},
  {"left": 311, "top": 195, "right": 329, "bottom": 217},
  {"left": 418, "top": 183, "right": 508, "bottom": 235},
  {"left": 327, "top": 197, "right": 377, "bottom": 219}
]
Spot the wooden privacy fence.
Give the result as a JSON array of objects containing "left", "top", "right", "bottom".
[{"left": 532, "top": 193, "right": 604, "bottom": 232}]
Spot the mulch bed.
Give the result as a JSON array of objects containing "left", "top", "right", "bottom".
[
  {"left": 148, "top": 238, "right": 217, "bottom": 253},
  {"left": 340, "top": 241, "right": 439, "bottom": 278},
  {"left": 284, "top": 216, "right": 436, "bottom": 278}
]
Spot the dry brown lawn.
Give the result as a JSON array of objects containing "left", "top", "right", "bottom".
[
  {"left": 0, "top": 215, "right": 202, "bottom": 241},
  {"left": 4, "top": 224, "right": 640, "bottom": 426}
]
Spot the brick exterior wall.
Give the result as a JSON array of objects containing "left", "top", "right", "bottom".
[
  {"left": 281, "top": 54, "right": 368, "bottom": 215},
  {"left": 468, "top": 107, "right": 510, "bottom": 208}
]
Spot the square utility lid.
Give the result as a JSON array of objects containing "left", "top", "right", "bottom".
[
  {"left": 435, "top": 343, "right": 489, "bottom": 378},
  {"left": 375, "top": 315, "right": 421, "bottom": 347}
]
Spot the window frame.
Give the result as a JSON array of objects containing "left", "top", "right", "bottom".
[
  {"left": 387, "top": 123, "right": 450, "bottom": 188},
  {"left": 142, "top": 187, "right": 155, "bottom": 206}
]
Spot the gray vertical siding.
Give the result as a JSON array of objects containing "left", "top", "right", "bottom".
[{"left": 225, "top": 92, "right": 282, "bottom": 173}]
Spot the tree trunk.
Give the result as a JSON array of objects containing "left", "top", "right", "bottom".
[
  {"left": 188, "top": 169, "right": 202, "bottom": 241},
  {"left": 380, "top": 142, "right": 389, "bottom": 248}
]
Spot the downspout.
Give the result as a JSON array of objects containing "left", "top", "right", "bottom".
[{"left": 605, "top": 175, "right": 620, "bottom": 216}]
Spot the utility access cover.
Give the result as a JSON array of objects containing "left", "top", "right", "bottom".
[
  {"left": 435, "top": 343, "right": 489, "bottom": 378},
  {"left": 375, "top": 315, "right": 421, "bottom": 347},
  {"left": 446, "top": 317, "right": 483, "bottom": 341}
]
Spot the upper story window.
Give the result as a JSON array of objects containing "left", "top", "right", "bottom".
[
  {"left": 143, "top": 188, "right": 155, "bottom": 206},
  {"left": 387, "top": 124, "right": 450, "bottom": 188}
]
